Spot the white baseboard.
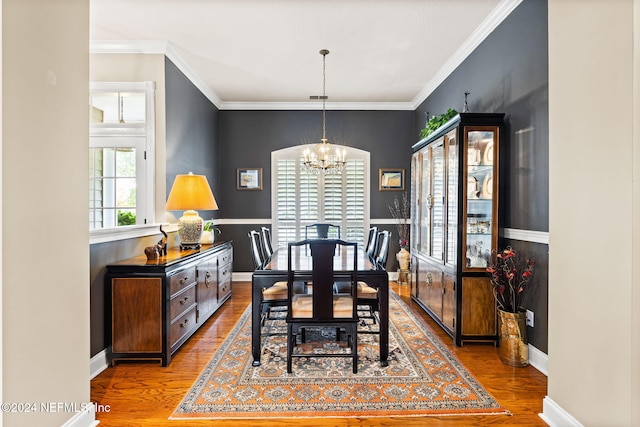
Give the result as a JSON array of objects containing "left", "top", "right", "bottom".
[
  {"left": 61, "top": 405, "right": 98, "bottom": 427},
  {"left": 540, "top": 396, "right": 584, "bottom": 427},
  {"left": 528, "top": 344, "right": 548, "bottom": 375},
  {"left": 233, "top": 272, "right": 252, "bottom": 282},
  {"left": 90, "top": 348, "right": 109, "bottom": 380}
]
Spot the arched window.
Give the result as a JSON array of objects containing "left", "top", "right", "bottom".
[{"left": 271, "top": 145, "right": 370, "bottom": 247}]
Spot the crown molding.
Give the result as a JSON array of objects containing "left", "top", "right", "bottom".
[
  {"left": 219, "top": 101, "right": 415, "bottom": 111},
  {"left": 90, "top": 40, "right": 223, "bottom": 108},
  {"left": 411, "top": 0, "right": 523, "bottom": 109},
  {"left": 164, "top": 42, "right": 223, "bottom": 108},
  {"left": 90, "top": 39, "right": 168, "bottom": 54}
]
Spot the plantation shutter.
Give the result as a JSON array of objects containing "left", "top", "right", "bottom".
[
  {"left": 344, "top": 158, "right": 366, "bottom": 243},
  {"left": 273, "top": 146, "right": 369, "bottom": 247}
]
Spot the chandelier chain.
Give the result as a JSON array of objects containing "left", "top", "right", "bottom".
[
  {"left": 302, "top": 48, "right": 346, "bottom": 174},
  {"left": 322, "top": 50, "right": 327, "bottom": 140}
]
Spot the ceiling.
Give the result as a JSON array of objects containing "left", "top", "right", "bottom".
[{"left": 90, "top": 0, "right": 521, "bottom": 110}]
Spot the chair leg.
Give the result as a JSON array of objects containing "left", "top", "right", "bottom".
[
  {"left": 287, "top": 324, "right": 293, "bottom": 373},
  {"left": 351, "top": 325, "right": 358, "bottom": 373}
]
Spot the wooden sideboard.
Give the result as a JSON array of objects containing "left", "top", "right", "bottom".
[{"left": 105, "top": 241, "right": 233, "bottom": 366}]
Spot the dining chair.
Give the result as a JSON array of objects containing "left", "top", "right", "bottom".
[
  {"left": 365, "top": 226, "right": 378, "bottom": 258},
  {"left": 260, "top": 226, "right": 274, "bottom": 259},
  {"left": 249, "top": 230, "right": 290, "bottom": 329},
  {"left": 335, "top": 230, "right": 391, "bottom": 329},
  {"left": 304, "top": 223, "right": 341, "bottom": 239},
  {"left": 286, "top": 239, "right": 359, "bottom": 373},
  {"left": 374, "top": 230, "right": 391, "bottom": 269}
]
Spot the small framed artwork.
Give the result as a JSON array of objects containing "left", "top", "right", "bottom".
[
  {"left": 379, "top": 168, "right": 405, "bottom": 191},
  {"left": 237, "top": 168, "right": 263, "bottom": 190}
]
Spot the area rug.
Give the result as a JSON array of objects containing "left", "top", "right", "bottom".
[{"left": 170, "top": 291, "right": 509, "bottom": 419}]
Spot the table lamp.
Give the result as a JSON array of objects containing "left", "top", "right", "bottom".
[{"left": 165, "top": 172, "right": 218, "bottom": 250}]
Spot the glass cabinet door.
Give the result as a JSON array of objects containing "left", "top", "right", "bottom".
[
  {"left": 431, "top": 141, "right": 445, "bottom": 261},
  {"left": 464, "top": 128, "right": 497, "bottom": 270},
  {"left": 410, "top": 152, "right": 421, "bottom": 253},
  {"left": 445, "top": 130, "right": 458, "bottom": 266},
  {"left": 419, "top": 147, "right": 431, "bottom": 256}
]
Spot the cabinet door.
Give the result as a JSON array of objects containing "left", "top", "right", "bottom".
[
  {"left": 410, "top": 255, "right": 418, "bottom": 298},
  {"left": 464, "top": 127, "right": 499, "bottom": 271},
  {"left": 410, "top": 152, "right": 421, "bottom": 254},
  {"left": 111, "top": 278, "right": 163, "bottom": 353},
  {"left": 461, "top": 276, "right": 497, "bottom": 337},
  {"left": 422, "top": 262, "right": 443, "bottom": 320},
  {"left": 442, "top": 274, "right": 456, "bottom": 330},
  {"left": 430, "top": 141, "right": 445, "bottom": 261},
  {"left": 419, "top": 148, "right": 431, "bottom": 256},
  {"left": 196, "top": 257, "right": 218, "bottom": 322},
  {"left": 445, "top": 130, "right": 458, "bottom": 266}
]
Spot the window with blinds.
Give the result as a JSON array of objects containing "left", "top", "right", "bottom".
[{"left": 272, "top": 145, "right": 370, "bottom": 248}]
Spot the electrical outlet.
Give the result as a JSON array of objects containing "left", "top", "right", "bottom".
[{"left": 526, "top": 309, "right": 534, "bottom": 327}]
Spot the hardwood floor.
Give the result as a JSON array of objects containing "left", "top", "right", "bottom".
[{"left": 91, "top": 281, "right": 548, "bottom": 426}]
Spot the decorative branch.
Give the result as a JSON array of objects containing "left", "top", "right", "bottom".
[{"left": 389, "top": 192, "right": 410, "bottom": 247}]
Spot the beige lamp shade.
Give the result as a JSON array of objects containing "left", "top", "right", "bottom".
[{"left": 166, "top": 173, "right": 218, "bottom": 249}]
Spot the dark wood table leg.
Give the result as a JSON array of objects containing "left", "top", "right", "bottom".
[
  {"left": 251, "top": 275, "right": 262, "bottom": 366},
  {"left": 379, "top": 274, "right": 389, "bottom": 366}
]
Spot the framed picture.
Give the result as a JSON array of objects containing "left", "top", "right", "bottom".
[
  {"left": 237, "top": 168, "right": 263, "bottom": 190},
  {"left": 379, "top": 168, "right": 405, "bottom": 191}
]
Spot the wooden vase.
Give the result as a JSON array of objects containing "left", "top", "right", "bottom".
[{"left": 498, "top": 309, "right": 529, "bottom": 367}]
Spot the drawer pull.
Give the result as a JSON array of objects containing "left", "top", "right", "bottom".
[
  {"left": 205, "top": 271, "right": 212, "bottom": 287},
  {"left": 179, "top": 276, "right": 189, "bottom": 285},
  {"left": 179, "top": 296, "right": 189, "bottom": 305},
  {"left": 221, "top": 269, "right": 229, "bottom": 277},
  {"left": 180, "top": 318, "right": 189, "bottom": 328}
]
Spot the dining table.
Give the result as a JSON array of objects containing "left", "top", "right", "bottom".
[{"left": 251, "top": 243, "right": 389, "bottom": 367}]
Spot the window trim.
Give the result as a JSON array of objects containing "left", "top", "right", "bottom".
[
  {"left": 271, "top": 144, "right": 370, "bottom": 246},
  {"left": 89, "top": 81, "right": 156, "bottom": 244}
]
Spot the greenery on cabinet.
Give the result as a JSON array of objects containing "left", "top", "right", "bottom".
[{"left": 419, "top": 108, "right": 458, "bottom": 139}]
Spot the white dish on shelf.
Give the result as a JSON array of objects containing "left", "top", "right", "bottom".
[
  {"left": 483, "top": 141, "right": 494, "bottom": 165},
  {"left": 467, "top": 176, "right": 479, "bottom": 199},
  {"left": 482, "top": 172, "right": 493, "bottom": 199},
  {"left": 468, "top": 148, "right": 481, "bottom": 166}
]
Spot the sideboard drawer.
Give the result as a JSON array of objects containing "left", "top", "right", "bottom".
[
  {"left": 218, "top": 277, "right": 232, "bottom": 301},
  {"left": 219, "top": 259, "right": 232, "bottom": 284},
  {"left": 170, "top": 267, "right": 196, "bottom": 296},
  {"left": 219, "top": 249, "right": 232, "bottom": 266},
  {"left": 170, "top": 305, "right": 197, "bottom": 348},
  {"left": 170, "top": 285, "right": 196, "bottom": 320}
]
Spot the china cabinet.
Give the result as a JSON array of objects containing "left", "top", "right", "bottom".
[{"left": 410, "top": 113, "right": 504, "bottom": 346}]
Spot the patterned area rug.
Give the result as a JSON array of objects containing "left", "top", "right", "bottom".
[{"left": 171, "top": 291, "right": 509, "bottom": 419}]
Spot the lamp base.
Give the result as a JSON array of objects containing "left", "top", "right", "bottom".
[
  {"left": 180, "top": 243, "right": 202, "bottom": 251},
  {"left": 178, "top": 210, "right": 203, "bottom": 250}
]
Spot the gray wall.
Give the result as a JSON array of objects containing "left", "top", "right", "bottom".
[
  {"left": 415, "top": 0, "right": 549, "bottom": 352},
  {"left": 217, "top": 109, "right": 415, "bottom": 272},
  {"left": 165, "top": 57, "right": 221, "bottom": 212}
]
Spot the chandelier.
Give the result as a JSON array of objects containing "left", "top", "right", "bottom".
[{"left": 302, "top": 49, "right": 346, "bottom": 174}]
